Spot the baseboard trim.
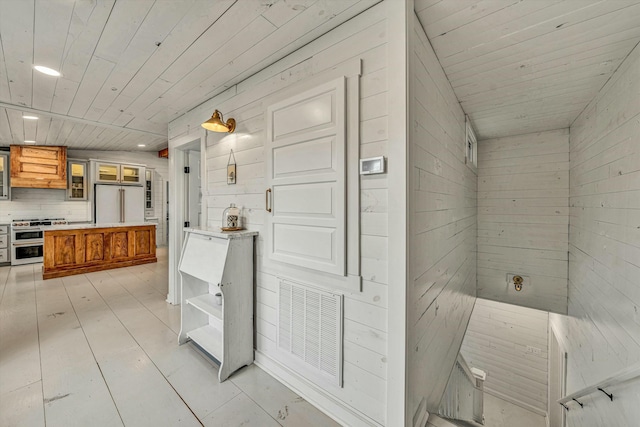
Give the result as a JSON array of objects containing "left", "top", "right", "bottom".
[
  {"left": 254, "top": 350, "right": 383, "bottom": 427},
  {"left": 484, "top": 388, "right": 548, "bottom": 417}
]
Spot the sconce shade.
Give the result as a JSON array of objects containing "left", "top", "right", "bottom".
[{"left": 202, "top": 109, "right": 236, "bottom": 133}]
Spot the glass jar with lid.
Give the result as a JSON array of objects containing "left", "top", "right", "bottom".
[{"left": 221, "top": 203, "right": 243, "bottom": 231}]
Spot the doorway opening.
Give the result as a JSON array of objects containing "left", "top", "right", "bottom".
[
  {"left": 185, "top": 149, "right": 202, "bottom": 228},
  {"left": 168, "top": 136, "right": 205, "bottom": 305}
]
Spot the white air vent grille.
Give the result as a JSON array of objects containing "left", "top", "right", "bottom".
[{"left": 278, "top": 279, "right": 343, "bottom": 386}]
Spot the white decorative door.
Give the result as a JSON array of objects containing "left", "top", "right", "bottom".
[{"left": 265, "top": 77, "right": 346, "bottom": 276}]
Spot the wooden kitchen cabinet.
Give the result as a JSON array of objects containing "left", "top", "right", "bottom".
[
  {"left": 10, "top": 145, "right": 67, "bottom": 189},
  {"left": 43, "top": 224, "right": 156, "bottom": 279}
]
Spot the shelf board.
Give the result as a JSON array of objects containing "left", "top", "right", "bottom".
[
  {"left": 187, "top": 325, "right": 222, "bottom": 360},
  {"left": 187, "top": 294, "right": 222, "bottom": 320}
]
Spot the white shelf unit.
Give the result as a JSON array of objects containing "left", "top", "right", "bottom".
[
  {"left": 145, "top": 168, "right": 154, "bottom": 213},
  {"left": 187, "top": 294, "right": 223, "bottom": 320},
  {"left": 178, "top": 228, "right": 257, "bottom": 382}
]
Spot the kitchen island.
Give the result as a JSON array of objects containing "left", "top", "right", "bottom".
[{"left": 43, "top": 223, "right": 156, "bottom": 280}]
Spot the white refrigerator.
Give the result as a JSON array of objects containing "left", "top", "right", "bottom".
[{"left": 95, "top": 184, "right": 145, "bottom": 224}]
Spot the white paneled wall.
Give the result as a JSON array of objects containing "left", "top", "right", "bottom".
[
  {"left": 461, "top": 298, "right": 549, "bottom": 414},
  {"left": 477, "top": 129, "right": 569, "bottom": 314},
  {"left": 169, "top": 4, "right": 388, "bottom": 426},
  {"left": 0, "top": 150, "right": 168, "bottom": 244},
  {"left": 550, "top": 43, "right": 640, "bottom": 427},
  {"left": 408, "top": 14, "right": 477, "bottom": 422}
]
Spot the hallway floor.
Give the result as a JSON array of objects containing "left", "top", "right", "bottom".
[
  {"left": 429, "top": 393, "right": 546, "bottom": 427},
  {"left": 0, "top": 248, "right": 338, "bottom": 427},
  {"left": 483, "top": 393, "right": 546, "bottom": 427}
]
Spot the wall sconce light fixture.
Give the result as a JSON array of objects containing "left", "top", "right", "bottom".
[
  {"left": 201, "top": 109, "right": 236, "bottom": 133},
  {"left": 513, "top": 275, "right": 524, "bottom": 291}
]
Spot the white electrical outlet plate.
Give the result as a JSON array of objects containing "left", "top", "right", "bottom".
[{"left": 526, "top": 345, "right": 542, "bottom": 355}]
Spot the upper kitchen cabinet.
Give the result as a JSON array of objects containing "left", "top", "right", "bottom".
[
  {"left": 10, "top": 145, "right": 67, "bottom": 189},
  {"left": 121, "top": 165, "right": 143, "bottom": 184},
  {"left": 0, "top": 152, "right": 9, "bottom": 199},
  {"left": 96, "top": 162, "right": 120, "bottom": 183},
  {"left": 67, "top": 160, "right": 88, "bottom": 201},
  {"left": 145, "top": 169, "right": 154, "bottom": 212},
  {"left": 94, "top": 161, "right": 145, "bottom": 185}
]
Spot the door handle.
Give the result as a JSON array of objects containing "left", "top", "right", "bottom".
[
  {"left": 13, "top": 242, "right": 41, "bottom": 247},
  {"left": 265, "top": 188, "right": 272, "bottom": 213}
]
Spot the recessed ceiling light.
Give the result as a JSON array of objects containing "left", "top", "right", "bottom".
[
  {"left": 23, "top": 115, "right": 38, "bottom": 120},
  {"left": 34, "top": 65, "right": 61, "bottom": 77},
  {"left": 137, "top": 144, "right": 146, "bottom": 147},
  {"left": 24, "top": 140, "right": 36, "bottom": 144}
]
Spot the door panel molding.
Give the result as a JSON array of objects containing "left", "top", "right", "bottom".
[{"left": 265, "top": 61, "right": 362, "bottom": 290}]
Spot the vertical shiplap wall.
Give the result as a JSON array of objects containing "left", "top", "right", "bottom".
[
  {"left": 550, "top": 43, "right": 640, "bottom": 427},
  {"left": 169, "top": 5, "right": 389, "bottom": 426},
  {"left": 477, "top": 129, "right": 569, "bottom": 314},
  {"left": 408, "top": 15, "right": 477, "bottom": 421},
  {"left": 460, "top": 298, "right": 549, "bottom": 414}
]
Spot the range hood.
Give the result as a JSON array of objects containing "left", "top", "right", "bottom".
[{"left": 10, "top": 145, "right": 67, "bottom": 189}]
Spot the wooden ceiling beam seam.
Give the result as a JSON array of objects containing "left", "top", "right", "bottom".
[{"left": 0, "top": 102, "right": 166, "bottom": 138}]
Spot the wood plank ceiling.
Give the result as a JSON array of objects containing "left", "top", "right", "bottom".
[
  {"left": 415, "top": 0, "right": 640, "bottom": 139},
  {"left": 0, "top": 0, "right": 378, "bottom": 151}
]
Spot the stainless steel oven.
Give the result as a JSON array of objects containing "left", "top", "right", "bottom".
[
  {"left": 10, "top": 219, "right": 66, "bottom": 266},
  {"left": 13, "top": 228, "right": 44, "bottom": 241},
  {"left": 11, "top": 226, "right": 43, "bottom": 265},
  {"left": 12, "top": 240, "right": 44, "bottom": 265}
]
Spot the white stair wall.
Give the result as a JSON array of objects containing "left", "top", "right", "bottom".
[
  {"left": 476, "top": 129, "right": 569, "bottom": 314},
  {"left": 550, "top": 38, "right": 640, "bottom": 427},
  {"left": 408, "top": 11, "right": 478, "bottom": 421}
]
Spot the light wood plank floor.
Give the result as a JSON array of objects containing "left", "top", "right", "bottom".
[
  {"left": 428, "top": 393, "right": 546, "bottom": 427},
  {"left": 482, "top": 393, "right": 546, "bottom": 427},
  {"left": 0, "top": 248, "right": 339, "bottom": 427}
]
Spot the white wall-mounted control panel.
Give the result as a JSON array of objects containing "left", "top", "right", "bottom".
[{"left": 359, "top": 156, "right": 385, "bottom": 175}]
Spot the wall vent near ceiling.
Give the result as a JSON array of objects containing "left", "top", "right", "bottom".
[{"left": 278, "top": 278, "right": 343, "bottom": 387}]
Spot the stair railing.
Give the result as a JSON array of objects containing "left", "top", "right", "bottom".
[{"left": 438, "top": 353, "right": 486, "bottom": 425}]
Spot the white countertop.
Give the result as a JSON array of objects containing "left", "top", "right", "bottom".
[
  {"left": 45, "top": 222, "right": 155, "bottom": 231},
  {"left": 183, "top": 226, "right": 258, "bottom": 239}
]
